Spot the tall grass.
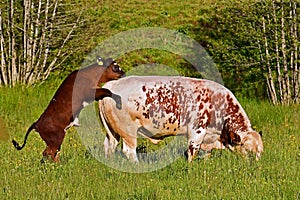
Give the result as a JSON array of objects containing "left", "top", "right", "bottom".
[{"left": 0, "top": 80, "right": 299, "bottom": 199}]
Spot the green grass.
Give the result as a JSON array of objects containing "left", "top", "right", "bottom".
[
  {"left": 0, "top": 0, "right": 299, "bottom": 199},
  {"left": 0, "top": 80, "right": 299, "bottom": 199}
]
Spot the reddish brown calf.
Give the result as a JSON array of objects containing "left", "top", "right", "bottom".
[{"left": 12, "top": 57, "right": 125, "bottom": 162}]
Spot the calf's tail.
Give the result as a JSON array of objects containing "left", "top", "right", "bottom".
[{"left": 12, "top": 123, "right": 36, "bottom": 150}]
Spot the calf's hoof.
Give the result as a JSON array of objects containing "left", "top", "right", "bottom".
[{"left": 112, "top": 94, "right": 122, "bottom": 110}]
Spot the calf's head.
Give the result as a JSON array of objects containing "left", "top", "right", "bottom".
[{"left": 97, "top": 57, "right": 125, "bottom": 82}]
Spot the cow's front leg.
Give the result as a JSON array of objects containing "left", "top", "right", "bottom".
[
  {"left": 188, "top": 141, "right": 201, "bottom": 162},
  {"left": 187, "top": 127, "right": 206, "bottom": 162}
]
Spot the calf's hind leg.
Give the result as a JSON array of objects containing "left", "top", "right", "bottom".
[
  {"left": 40, "top": 129, "right": 65, "bottom": 162},
  {"left": 42, "top": 145, "right": 60, "bottom": 162}
]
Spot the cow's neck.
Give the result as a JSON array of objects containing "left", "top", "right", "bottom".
[{"left": 226, "top": 113, "right": 253, "bottom": 134}]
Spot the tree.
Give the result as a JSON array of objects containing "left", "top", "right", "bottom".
[
  {"left": 195, "top": 0, "right": 299, "bottom": 104},
  {"left": 0, "top": 0, "right": 82, "bottom": 86},
  {"left": 259, "top": 0, "right": 299, "bottom": 104}
]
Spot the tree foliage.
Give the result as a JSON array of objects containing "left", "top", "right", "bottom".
[
  {"left": 195, "top": 0, "right": 299, "bottom": 104},
  {"left": 0, "top": 0, "right": 82, "bottom": 86},
  {"left": 259, "top": 0, "right": 299, "bottom": 104}
]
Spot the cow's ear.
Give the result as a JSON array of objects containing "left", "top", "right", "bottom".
[
  {"left": 229, "top": 131, "right": 241, "bottom": 144},
  {"left": 96, "top": 56, "right": 104, "bottom": 66},
  {"left": 259, "top": 131, "right": 262, "bottom": 137},
  {"left": 235, "top": 134, "right": 241, "bottom": 144}
]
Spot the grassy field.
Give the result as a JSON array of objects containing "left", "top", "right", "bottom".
[
  {"left": 0, "top": 0, "right": 299, "bottom": 199},
  {"left": 0, "top": 80, "right": 299, "bottom": 199}
]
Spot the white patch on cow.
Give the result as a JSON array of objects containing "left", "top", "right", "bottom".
[
  {"left": 64, "top": 117, "right": 79, "bottom": 132},
  {"left": 73, "top": 117, "right": 79, "bottom": 126},
  {"left": 193, "top": 127, "right": 206, "bottom": 141},
  {"left": 82, "top": 101, "right": 90, "bottom": 107},
  {"left": 215, "top": 110, "right": 223, "bottom": 125}
]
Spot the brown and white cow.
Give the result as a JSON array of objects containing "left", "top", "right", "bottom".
[
  {"left": 99, "top": 76, "right": 263, "bottom": 162},
  {"left": 12, "top": 57, "right": 125, "bottom": 162}
]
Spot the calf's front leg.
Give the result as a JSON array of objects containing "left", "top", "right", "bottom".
[{"left": 95, "top": 88, "right": 122, "bottom": 110}]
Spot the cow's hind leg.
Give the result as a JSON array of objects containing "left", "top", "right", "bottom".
[
  {"left": 122, "top": 138, "right": 138, "bottom": 163},
  {"left": 104, "top": 133, "right": 120, "bottom": 158}
]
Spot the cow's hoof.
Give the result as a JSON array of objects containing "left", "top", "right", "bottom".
[
  {"left": 198, "top": 149, "right": 211, "bottom": 160},
  {"left": 40, "top": 158, "right": 45, "bottom": 164}
]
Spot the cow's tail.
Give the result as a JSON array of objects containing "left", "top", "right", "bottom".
[
  {"left": 98, "top": 100, "right": 115, "bottom": 138},
  {"left": 12, "top": 122, "right": 36, "bottom": 150}
]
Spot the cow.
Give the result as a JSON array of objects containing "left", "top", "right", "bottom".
[
  {"left": 98, "top": 76, "right": 263, "bottom": 163},
  {"left": 12, "top": 56, "right": 125, "bottom": 162}
]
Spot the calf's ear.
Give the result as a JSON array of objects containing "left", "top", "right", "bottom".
[
  {"left": 103, "top": 58, "right": 114, "bottom": 67},
  {"left": 259, "top": 131, "right": 262, "bottom": 137}
]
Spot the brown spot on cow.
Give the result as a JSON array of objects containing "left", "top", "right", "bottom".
[
  {"left": 199, "top": 103, "right": 204, "bottom": 110},
  {"left": 142, "top": 85, "right": 146, "bottom": 92}
]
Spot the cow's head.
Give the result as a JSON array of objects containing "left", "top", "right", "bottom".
[
  {"left": 97, "top": 56, "right": 125, "bottom": 81},
  {"left": 236, "top": 131, "right": 263, "bottom": 161},
  {"left": 219, "top": 126, "right": 263, "bottom": 160}
]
